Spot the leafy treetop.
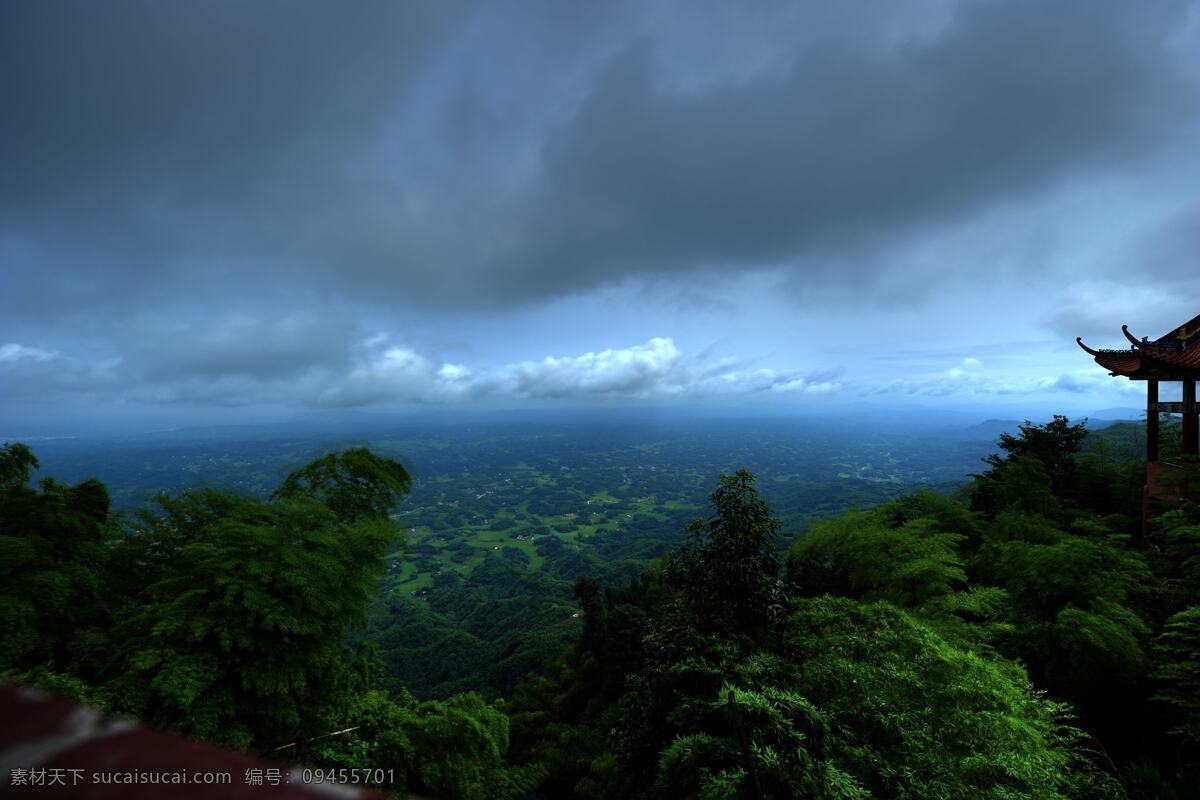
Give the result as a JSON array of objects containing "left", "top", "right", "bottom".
[{"left": 271, "top": 447, "right": 413, "bottom": 523}]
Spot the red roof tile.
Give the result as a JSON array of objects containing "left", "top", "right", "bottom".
[
  {"left": 0, "top": 685, "right": 388, "bottom": 800},
  {"left": 1094, "top": 351, "right": 1146, "bottom": 375},
  {"left": 1138, "top": 343, "right": 1200, "bottom": 370}
]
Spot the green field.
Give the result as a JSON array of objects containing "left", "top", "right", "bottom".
[
  {"left": 26, "top": 415, "right": 990, "bottom": 698},
  {"left": 391, "top": 465, "right": 700, "bottom": 594}
]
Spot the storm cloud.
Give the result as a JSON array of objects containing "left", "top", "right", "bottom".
[{"left": 2, "top": 1, "right": 1198, "bottom": 414}]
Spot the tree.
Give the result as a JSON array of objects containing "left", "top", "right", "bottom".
[
  {"left": 788, "top": 511, "right": 967, "bottom": 610},
  {"left": 973, "top": 454, "right": 1066, "bottom": 519},
  {"left": 0, "top": 443, "right": 111, "bottom": 675},
  {"left": 271, "top": 447, "right": 413, "bottom": 524},
  {"left": 610, "top": 597, "right": 1113, "bottom": 800},
  {"left": 0, "top": 442, "right": 38, "bottom": 488},
  {"left": 780, "top": 598, "right": 1116, "bottom": 800},
  {"left": 973, "top": 512, "right": 1152, "bottom": 702},
  {"left": 101, "top": 450, "right": 408, "bottom": 751},
  {"left": 993, "top": 416, "right": 1089, "bottom": 488},
  {"left": 1153, "top": 606, "right": 1200, "bottom": 749},
  {"left": 668, "top": 469, "right": 783, "bottom": 638},
  {"left": 972, "top": 416, "right": 1089, "bottom": 517},
  {"left": 324, "top": 689, "right": 545, "bottom": 800}
]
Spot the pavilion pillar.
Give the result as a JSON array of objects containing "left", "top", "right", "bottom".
[
  {"left": 1147, "top": 380, "right": 1159, "bottom": 463},
  {"left": 1184, "top": 380, "right": 1199, "bottom": 457}
]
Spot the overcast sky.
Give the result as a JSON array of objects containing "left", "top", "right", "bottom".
[{"left": 3, "top": 0, "right": 1199, "bottom": 428}]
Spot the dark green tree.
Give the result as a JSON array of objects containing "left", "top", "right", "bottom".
[
  {"left": 973, "top": 512, "right": 1152, "bottom": 699},
  {"left": 0, "top": 442, "right": 38, "bottom": 488},
  {"left": 779, "top": 598, "right": 1116, "bottom": 800},
  {"left": 788, "top": 511, "right": 967, "bottom": 610},
  {"left": 271, "top": 447, "right": 412, "bottom": 523},
  {"left": 972, "top": 416, "right": 1089, "bottom": 517},
  {"left": 0, "top": 442, "right": 111, "bottom": 677},
  {"left": 324, "top": 688, "right": 544, "bottom": 800},
  {"left": 668, "top": 469, "right": 783, "bottom": 638},
  {"left": 101, "top": 450, "right": 410, "bottom": 751},
  {"left": 993, "top": 416, "right": 1089, "bottom": 487},
  {"left": 610, "top": 597, "right": 1114, "bottom": 800},
  {"left": 1153, "top": 606, "right": 1200, "bottom": 749}
]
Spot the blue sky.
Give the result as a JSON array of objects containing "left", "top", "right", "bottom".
[{"left": 2, "top": 1, "right": 1198, "bottom": 426}]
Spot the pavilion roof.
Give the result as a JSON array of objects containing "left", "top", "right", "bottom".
[{"left": 1078, "top": 313, "right": 1200, "bottom": 379}]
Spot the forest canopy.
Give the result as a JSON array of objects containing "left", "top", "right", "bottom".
[{"left": 2, "top": 416, "right": 1199, "bottom": 799}]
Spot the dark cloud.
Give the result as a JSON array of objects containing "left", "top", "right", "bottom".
[
  {"left": 485, "top": 0, "right": 1195, "bottom": 304},
  {"left": 1, "top": 1, "right": 1198, "bottom": 413},
  {"left": 1122, "top": 205, "right": 1200, "bottom": 284},
  {"left": 2, "top": 0, "right": 1196, "bottom": 322},
  {"left": 0, "top": 343, "right": 118, "bottom": 403},
  {"left": 1, "top": 0, "right": 461, "bottom": 314},
  {"left": 124, "top": 314, "right": 357, "bottom": 380},
  {"left": 1043, "top": 278, "right": 1198, "bottom": 343}
]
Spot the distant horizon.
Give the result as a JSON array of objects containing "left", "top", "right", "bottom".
[{"left": 0, "top": 398, "right": 1153, "bottom": 442}]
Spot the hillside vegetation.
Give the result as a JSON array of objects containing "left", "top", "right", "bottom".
[{"left": 2, "top": 416, "right": 1198, "bottom": 798}]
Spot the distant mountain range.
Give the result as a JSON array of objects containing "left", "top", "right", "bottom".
[
  {"left": 958, "top": 419, "right": 1025, "bottom": 440},
  {"left": 957, "top": 410, "right": 1142, "bottom": 441},
  {"left": 1088, "top": 407, "right": 1143, "bottom": 420}
]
